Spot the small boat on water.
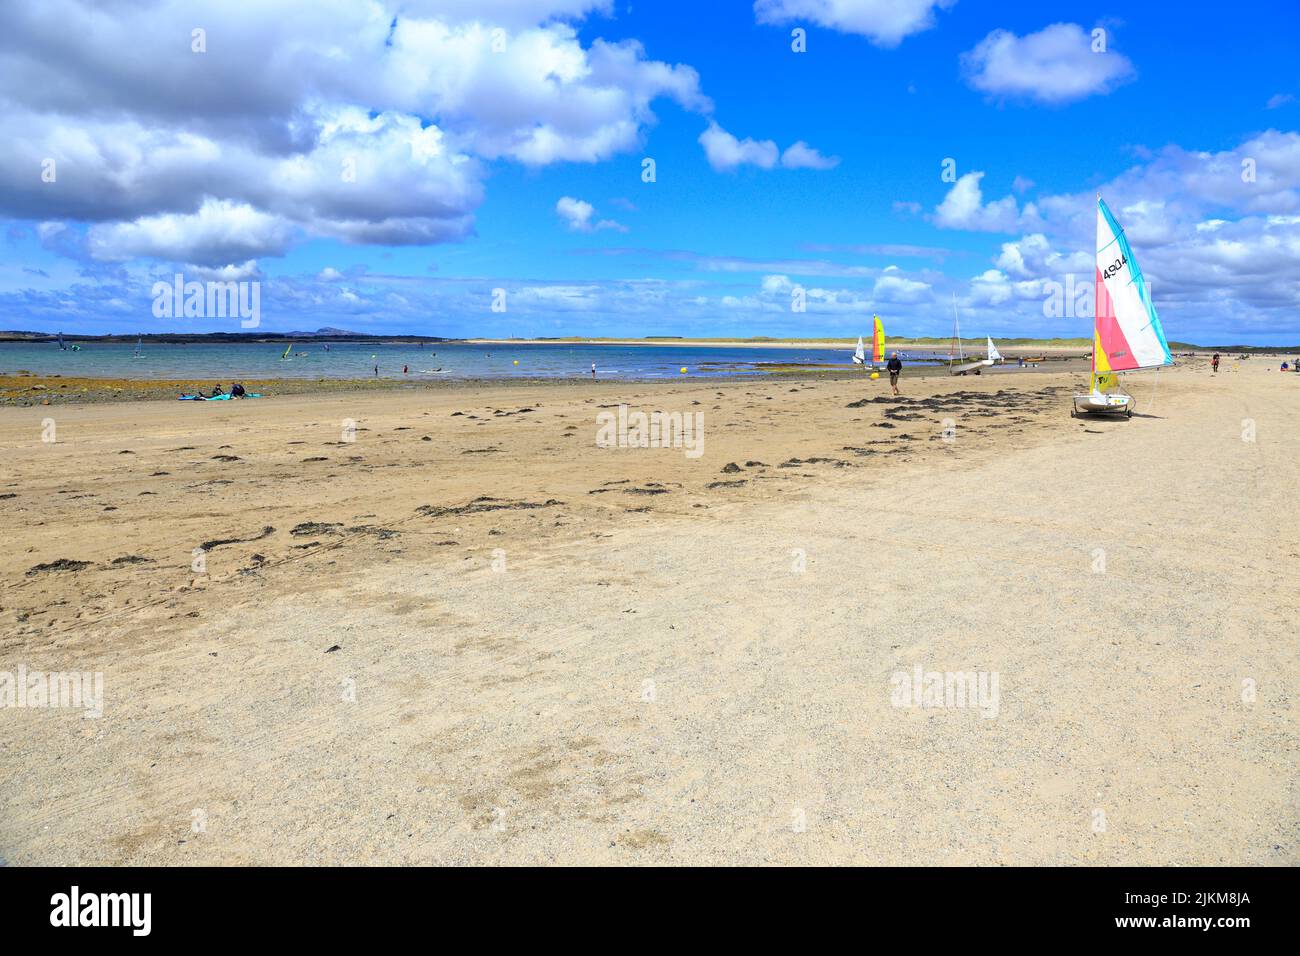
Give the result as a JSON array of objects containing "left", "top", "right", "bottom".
[{"left": 1072, "top": 195, "right": 1173, "bottom": 417}]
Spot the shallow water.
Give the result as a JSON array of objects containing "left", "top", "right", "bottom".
[{"left": 1, "top": 341, "right": 945, "bottom": 381}]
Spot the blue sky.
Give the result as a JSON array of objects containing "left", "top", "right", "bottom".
[{"left": 2, "top": 0, "right": 1298, "bottom": 342}]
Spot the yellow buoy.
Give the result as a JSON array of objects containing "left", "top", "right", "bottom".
[
  {"left": 513, "top": 359, "right": 519, "bottom": 365},
  {"left": 870, "top": 371, "right": 880, "bottom": 380},
  {"left": 680, "top": 367, "right": 687, "bottom": 374}
]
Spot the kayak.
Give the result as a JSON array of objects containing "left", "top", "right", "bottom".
[{"left": 178, "top": 393, "right": 263, "bottom": 401}]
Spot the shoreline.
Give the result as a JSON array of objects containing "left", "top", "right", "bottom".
[{"left": 0, "top": 358, "right": 1098, "bottom": 407}]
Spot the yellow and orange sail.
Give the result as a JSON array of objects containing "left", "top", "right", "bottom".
[{"left": 871, "top": 315, "right": 885, "bottom": 364}]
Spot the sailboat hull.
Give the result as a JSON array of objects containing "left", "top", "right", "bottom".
[{"left": 1071, "top": 391, "right": 1132, "bottom": 416}]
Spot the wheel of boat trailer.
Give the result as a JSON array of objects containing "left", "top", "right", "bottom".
[{"left": 1126, "top": 406, "right": 1132, "bottom": 418}]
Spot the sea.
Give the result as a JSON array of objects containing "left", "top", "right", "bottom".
[{"left": 1, "top": 341, "right": 946, "bottom": 382}]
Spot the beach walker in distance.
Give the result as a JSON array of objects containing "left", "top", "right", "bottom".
[{"left": 1072, "top": 195, "right": 1173, "bottom": 418}]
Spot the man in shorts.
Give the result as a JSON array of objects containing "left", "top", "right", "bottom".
[{"left": 886, "top": 352, "right": 903, "bottom": 396}]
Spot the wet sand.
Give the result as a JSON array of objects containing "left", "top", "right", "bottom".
[{"left": 1, "top": 356, "right": 1295, "bottom": 864}]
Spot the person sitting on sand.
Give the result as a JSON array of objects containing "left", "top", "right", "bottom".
[
  {"left": 210, "top": 384, "right": 225, "bottom": 397},
  {"left": 886, "top": 352, "right": 903, "bottom": 396},
  {"left": 230, "top": 383, "right": 246, "bottom": 398}
]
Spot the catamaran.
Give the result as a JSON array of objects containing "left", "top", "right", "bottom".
[
  {"left": 852, "top": 316, "right": 885, "bottom": 370},
  {"left": 1072, "top": 196, "right": 1172, "bottom": 417}
]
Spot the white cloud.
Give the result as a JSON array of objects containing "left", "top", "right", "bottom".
[
  {"left": 0, "top": 1, "right": 703, "bottom": 266},
  {"left": 933, "top": 172, "right": 1031, "bottom": 232},
  {"left": 994, "top": 233, "right": 1090, "bottom": 278},
  {"left": 699, "top": 123, "right": 779, "bottom": 171},
  {"left": 556, "top": 196, "right": 625, "bottom": 232},
  {"left": 961, "top": 23, "right": 1136, "bottom": 105},
  {"left": 780, "top": 141, "right": 840, "bottom": 170},
  {"left": 699, "top": 122, "right": 837, "bottom": 172},
  {"left": 754, "top": 0, "right": 954, "bottom": 47},
  {"left": 86, "top": 199, "right": 294, "bottom": 266},
  {"left": 872, "top": 272, "right": 930, "bottom": 303},
  {"left": 1266, "top": 93, "right": 1294, "bottom": 110}
]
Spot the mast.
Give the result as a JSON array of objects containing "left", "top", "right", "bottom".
[
  {"left": 1092, "top": 192, "right": 1099, "bottom": 386},
  {"left": 951, "top": 293, "right": 964, "bottom": 362}
]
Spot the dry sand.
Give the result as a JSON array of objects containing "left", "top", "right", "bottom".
[{"left": 1, "top": 358, "right": 1295, "bottom": 865}]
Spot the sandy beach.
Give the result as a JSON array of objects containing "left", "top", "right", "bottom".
[{"left": 2, "top": 356, "right": 1295, "bottom": 865}]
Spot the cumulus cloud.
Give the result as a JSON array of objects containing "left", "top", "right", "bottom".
[
  {"left": 86, "top": 200, "right": 293, "bottom": 266},
  {"left": 872, "top": 267, "right": 931, "bottom": 303},
  {"left": 933, "top": 172, "right": 1034, "bottom": 232},
  {"left": 699, "top": 122, "right": 837, "bottom": 171},
  {"left": 754, "top": 0, "right": 954, "bottom": 47},
  {"left": 0, "top": 0, "right": 704, "bottom": 268},
  {"left": 780, "top": 141, "right": 840, "bottom": 170},
  {"left": 961, "top": 23, "right": 1136, "bottom": 105},
  {"left": 556, "top": 196, "right": 625, "bottom": 232},
  {"left": 699, "top": 123, "right": 779, "bottom": 171}
]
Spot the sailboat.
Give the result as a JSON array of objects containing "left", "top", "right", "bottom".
[
  {"left": 133, "top": 335, "right": 145, "bottom": 359},
  {"left": 852, "top": 335, "right": 866, "bottom": 367},
  {"left": 280, "top": 342, "right": 293, "bottom": 361},
  {"left": 1072, "top": 196, "right": 1172, "bottom": 417},
  {"left": 57, "top": 331, "right": 66, "bottom": 351},
  {"left": 871, "top": 314, "right": 885, "bottom": 368},
  {"left": 949, "top": 296, "right": 997, "bottom": 375}
]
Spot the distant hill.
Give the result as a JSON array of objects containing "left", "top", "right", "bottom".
[
  {"left": 0, "top": 329, "right": 449, "bottom": 344},
  {"left": 284, "top": 327, "right": 360, "bottom": 337}
]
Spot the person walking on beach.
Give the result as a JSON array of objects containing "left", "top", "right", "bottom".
[
  {"left": 591, "top": 362, "right": 597, "bottom": 378},
  {"left": 886, "top": 351, "right": 903, "bottom": 396},
  {"left": 1211, "top": 353, "right": 1220, "bottom": 374}
]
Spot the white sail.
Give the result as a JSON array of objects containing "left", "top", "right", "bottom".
[
  {"left": 852, "top": 335, "right": 865, "bottom": 365},
  {"left": 986, "top": 337, "right": 1001, "bottom": 362}
]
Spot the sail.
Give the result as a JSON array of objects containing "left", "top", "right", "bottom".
[
  {"left": 986, "top": 337, "right": 1001, "bottom": 362},
  {"left": 58, "top": 331, "right": 66, "bottom": 350},
  {"left": 852, "top": 336, "right": 865, "bottom": 364},
  {"left": 871, "top": 315, "right": 885, "bottom": 364},
  {"left": 281, "top": 342, "right": 292, "bottom": 360},
  {"left": 1094, "top": 197, "right": 1171, "bottom": 380}
]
